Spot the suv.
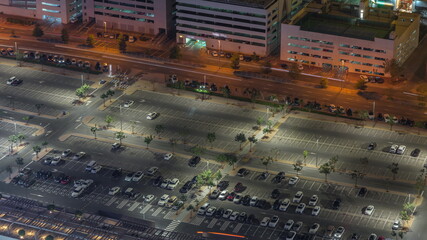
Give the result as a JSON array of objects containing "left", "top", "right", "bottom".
[
  {"left": 396, "top": 145, "right": 406, "bottom": 155},
  {"left": 389, "top": 144, "right": 398, "bottom": 153},
  {"left": 188, "top": 156, "right": 201, "bottom": 167},
  {"left": 198, "top": 203, "right": 210, "bottom": 215}
]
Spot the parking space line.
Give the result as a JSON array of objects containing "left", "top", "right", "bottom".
[{"left": 220, "top": 221, "right": 230, "bottom": 231}]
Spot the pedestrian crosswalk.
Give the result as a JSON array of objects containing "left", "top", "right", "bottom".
[{"left": 165, "top": 220, "right": 181, "bottom": 232}]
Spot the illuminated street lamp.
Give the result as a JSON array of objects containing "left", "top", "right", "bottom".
[{"left": 103, "top": 21, "right": 107, "bottom": 33}]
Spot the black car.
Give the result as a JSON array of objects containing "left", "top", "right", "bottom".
[
  {"left": 256, "top": 199, "right": 267, "bottom": 209},
  {"left": 242, "top": 195, "right": 251, "bottom": 206},
  {"left": 237, "top": 168, "right": 249, "bottom": 177},
  {"left": 234, "top": 182, "right": 245, "bottom": 192},
  {"left": 191, "top": 175, "right": 198, "bottom": 184},
  {"left": 332, "top": 198, "right": 341, "bottom": 210},
  {"left": 246, "top": 214, "right": 257, "bottom": 224},
  {"left": 358, "top": 187, "right": 367, "bottom": 197},
  {"left": 377, "top": 113, "right": 384, "bottom": 121},
  {"left": 367, "top": 142, "right": 377, "bottom": 150},
  {"left": 112, "top": 168, "right": 122, "bottom": 177},
  {"left": 272, "top": 172, "right": 285, "bottom": 183},
  {"left": 43, "top": 157, "right": 53, "bottom": 165},
  {"left": 153, "top": 176, "right": 164, "bottom": 187},
  {"left": 214, "top": 208, "right": 224, "bottom": 218},
  {"left": 217, "top": 181, "right": 229, "bottom": 191},
  {"left": 36, "top": 170, "right": 52, "bottom": 180},
  {"left": 237, "top": 212, "right": 247, "bottom": 222},
  {"left": 411, "top": 148, "right": 421, "bottom": 157},
  {"left": 188, "top": 156, "right": 201, "bottom": 167},
  {"left": 351, "top": 233, "right": 360, "bottom": 240},
  {"left": 209, "top": 189, "right": 220, "bottom": 199},
  {"left": 180, "top": 180, "right": 194, "bottom": 193},
  {"left": 259, "top": 171, "right": 270, "bottom": 180},
  {"left": 54, "top": 173, "right": 65, "bottom": 183},
  {"left": 271, "top": 189, "right": 280, "bottom": 199}
]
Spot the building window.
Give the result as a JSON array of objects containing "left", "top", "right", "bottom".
[
  {"left": 311, "top": 47, "right": 321, "bottom": 51},
  {"left": 363, "top": 55, "right": 374, "bottom": 59},
  {"left": 323, "top": 49, "right": 333, "bottom": 53},
  {"left": 288, "top": 36, "right": 298, "bottom": 40},
  {"left": 339, "top": 51, "right": 349, "bottom": 55},
  {"left": 42, "top": 8, "right": 60, "bottom": 13},
  {"left": 42, "top": 2, "right": 60, "bottom": 7},
  {"left": 311, "top": 39, "right": 319, "bottom": 43},
  {"left": 374, "top": 57, "right": 385, "bottom": 61},
  {"left": 363, "top": 47, "right": 373, "bottom": 51},
  {"left": 351, "top": 45, "right": 362, "bottom": 49},
  {"left": 355, "top": 69, "right": 361, "bottom": 72},
  {"left": 375, "top": 49, "right": 386, "bottom": 53}
]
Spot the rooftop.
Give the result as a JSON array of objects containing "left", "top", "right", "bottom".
[
  {"left": 203, "top": 0, "right": 277, "bottom": 8},
  {"left": 295, "top": 12, "right": 394, "bottom": 40}
]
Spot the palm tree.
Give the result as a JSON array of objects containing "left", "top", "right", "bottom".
[
  {"left": 248, "top": 136, "right": 258, "bottom": 152},
  {"left": 234, "top": 133, "right": 246, "bottom": 150},
  {"left": 42, "top": 141, "right": 49, "bottom": 152},
  {"left": 349, "top": 170, "right": 366, "bottom": 187},
  {"left": 169, "top": 138, "right": 178, "bottom": 153},
  {"left": 100, "top": 93, "right": 108, "bottom": 106},
  {"left": 106, "top": 89, "right": 115, "bottom": 102},
  {"left": 206, "top": 132, "right": 216, "bottom": 149},
  {"left": 22, "top": 116, "right": 30, "bottom": 125},
  {"left": 319, "top": 156, "right": 339, "bottom": 182},
  {"left": 8, "top": 135, "right": 18, "bottom": 152},
  {"left": 15, "top": 157, "right": 24, "bottom": 167},
  {"left": 303, "top": 150, "right": 309, "bottom": 165},
  {"left": 90, "top": 126, "right": 98, "bottom": 139},
  {"left": 33, "top": 145, "right": 41, "bottom": 159},
  {"left": 35, "top": 103, "right": 44, "bottom": 115},
  {"left": 105, "top": 115, "right": 113, "bottom": 128},
  {"left": 155, "top": 125, "right": 165, "bottom": 139},
  {"left": 256, "top": 117, "right": 265, "bottom": 130},
  {"left": 388, "top": 162, "right": 399, "bottom": 180},
  {"left": 115, "top": 131, "right": 126, "bottom": 145},
  {"left": 293, "top": 160, "right": 303, "bottom": 176},
  {"left": 260, "top": 156, "right": 274, "bottom": 172},
  {"left": 144, "top": 135, "right": 154, "bottom": 149}
]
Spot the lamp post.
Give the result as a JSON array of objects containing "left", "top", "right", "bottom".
[
  {"left": 218, "top": 39, "right": 221, "bottom": 69},
  {"left": 10, "top": 117, "right": 17, "bottom": 134},
  {"left": 340, "top": 60, "right": 345, "bottom": 89},
  {"left": 103, "top": 21, "right": 107, "bottom": 33}
]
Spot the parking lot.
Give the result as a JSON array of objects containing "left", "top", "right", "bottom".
[
  {"left": 254, "top": 117, "right": 427, "bottom": 182},
  {"left": 0, "top": 64, "right": 90, "bottom": 116},
  {"left": 89, "top": 90, "right": 264, "bottom": 152},
  {"left": 0, "top": 121, "right": 37, "bottom": 154}
]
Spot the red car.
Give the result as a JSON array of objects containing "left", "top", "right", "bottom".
[
  {"left": 227, "top": 192, "right": 236, "bottom": 201},
  {"left": 60, "top": 176, "right": 71, "bottom": 185},
  {"left": 234, "top": 182, "right": 245, "bottom": 192}
]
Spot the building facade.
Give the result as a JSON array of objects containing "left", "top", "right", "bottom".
[
  {"left": 280, "top": 1, "right": 420, "bottom": 76},
  {"left": 83, "top": 0, "right": 175, "bottom": 35},
  {"left": 36, "top": 0, "right": 82, "bottom": 24},
  {"left": 175, "top": 0, "right": 288, "bottom": 57}
]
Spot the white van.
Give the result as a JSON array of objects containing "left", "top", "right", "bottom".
[
  {"left": 85, "top": 160, "right": 97, "bottom": 171},
  {"left": 197, "top": 203, "right": 210, "bottom": 215}
]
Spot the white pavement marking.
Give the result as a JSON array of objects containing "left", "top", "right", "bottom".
[
  {"left": 152, "top": 207, "right": 162, "bottom": 217},
  {"left": 207, "top": 218, "right": 218, "bottom": 228},
  {"left": 165, "top": 220, "right": 181, "bottom": 232},
  {"left": 220, "top": 221, "right": 230, "bottom": 231},
  {"left": 140, "top": 204, "right": 151, "bottom": 214},
  {"left": 233, "top": 223, "right": 243, "bottom": 233},
  {"left": 117, "top": 199, "right": 128, "bottom": 209},
  {"left": 128, "top": 202, "right": 140, "bottom": 211},
  {"left": 105, "top": 197, "right": 116, "bottom": 206}
]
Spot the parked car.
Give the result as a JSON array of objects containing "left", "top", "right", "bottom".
[
  {"left": 271, "top": 189, "right": 280, "bottom": 199},
  {"left": 368, "top": 142, "right": 377, "bottom": 150},
  {"left": 166, "top": 178, "right": 179, "bottom": 190},
  {"left": 205, "top": 206, "right": 217, "bottom": 217},
  {"left": 132, "top": 171, "right": 144, "bottom": 181},
  {"left": 279, "top": 198, "right": 291, "bottom": 211},
  {"left": 289, "top": 177, "right": 299, "bottom": 185},
  {"left": 396, "top": 145, "right": 406, "bottom": 155},
  {"left": 260, "top": 217, "right": 270, "bottom": 227},
  {"left": 237, "top": 168, "right": 249, "bottom": 176},
  {"left": 365, "top": 205, "right": 375, "bottom": 215},
  {"left": 334, "top": 226, "right": 345, "bottom": 239},
  {"left": 284, "top": 219, "right": 294, "bottom": 230},
  {"left": 269, "top": 215, "right": 279, "bottom": 227},
  {"left": 312, "top": 206, "right": 321, "bottom": 216},
  {"left": 293, "top": 221, "right": 303, "bottom": 232},
  {"left": 309, "top": 223, "right": 320, "bottom": 234},
  {"left": 218, "top": 190, "right": 229, "bottom": 200},
  {"left": 332, "top": 198, "right": 342, "bottom": 210},
  {"left": 293, "top": 191, "right": 303, "bottom": 203},
  {"left": 309, "top": 195, "right": 318, "bottom": 206},
  {"left": 73, "top": 152, "right": 86, "bottom": 160},
  {"left": 124, "top": 172, "right": 134, "bottom": 181},
  {"left": 229, "top": 211, "right": 239, "bottom": 221},
  {"left": 158, "top": 194, "right": 169, "bottom": 206},
  {"left": 411, "top": 148, "right": 421, "bottom": 157},
  {"left": 62, "top": 149, "right": 72, "bottom": 157},
  {"left": 108, "top": 186, "right": 121, "bottom": 195},
  {"left": 146, "top": 112, "right": 158, "bottom": 120},
  {"left": 222, "top": 209, "right": 233, "bottom": 219},
  {"left": 217, "top": 180, "right": 229, "bottom": 191},
  {"left": 358, "top": 187, "right": 367, "bottom": 197},
  {"left": 164, "top": 153, "right": 173, "bottom": 160},
  {"left": 188, "top": 156, "right": 201, "bottom": 167},
  {"left": 295, "top": 203, "right": 306, "bottom": 213}
]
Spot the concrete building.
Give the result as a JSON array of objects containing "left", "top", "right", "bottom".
[
  {"left": 175, "top": 0, "right": 292, "bottom": 57},
  {"left": 280, "top": 0, "right": 420, "bottom": 76},
  {"left": 83, "top": 0, "right": 175, "bottom": 36},
  {"left": 0, "top": 0, "right": 81, "bottom": 24}
]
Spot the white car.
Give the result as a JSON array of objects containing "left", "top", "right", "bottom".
[
  {"left": 312, "top": 206, "right": 321, "bottom": 216},
  {"left": 289, "top": 177, "right": 299, "bottom": 185},
  {"left": 360, "top": 75, "right": 369, "bottom": 82},
  {"left": 91, "top": 165, "right": 102, "bottom": 173},
  {"left": 284, "top": 219, "right": 294, "bottom": 230},
  {"left": 108, "top": 186, "right": 121, "bottom": 195},
  {"left": 164, "top": 153, "right": 173, "bottom": 160},
  {"left": 197, "top": 202, "right": 210, "bottom": 215},
  {"left": 250, "top": 196, "right": 258, "bottom": 206},
  {"left": 309, "top": 223, "right": 320, "bottom": 234},
  {"left": 71, "top": 186, "right": 85, "bottom": 197},
  {"left": 6, "top": 76, "right": 18, "bottom": 85},
  {"left": 308, "top": 195, "right": 318, "bottom": 206},
  {"left": 166, "top": 178, "right": 179, "bottom": 190},
  {"left": 334, "top": 226, "right": 345, "bottom": 239},
  {"left": 62, "top": 149, "right": 72, "bottom": 157},
  {"left": 146, "top": 167, "right": 158, "bottom": 176},
  {"left": 146, "top": 112, "right": 158, "bottom": 120},
  {"left": 160, "top": 179, "right": 170, "bottom": 188},
  {"left": 293, "top": 191, "right": 303, "bottom": 203},
  {"left": 51, "top": 156, "right": 61, "bottom": 165},
  {"left": 365, "top": 205, "right": 375, "bottom": 215},
  {"left": 368, "top": 233, "right": 378, "bottom": 240},
  {"left": 132, "top": 171, "right": 144, "bottom": 181},
  {"left": 144, "top": 194, "right": 155, "bottom": 202},
  {"left": 218, "top": 190, "right": 229, "bottom": 200},
  {"left": 293, "top": 221, "right": 303, "bottom": 232},
  {"left": 269, "top": 215, "right": 279, "bottom": 228},
  {"left": 123, "top": 100, "right": 134, "bottom": 108},
  {"left": 286, "top": 231, "right": 297, "bottom": 240},
  {"left": 390, "top": 144, "right": 398, "bottom": 153},
  {"left": 205, "top": 206, "right": 217, "bottom": 217},
  {"left": 295, "top": 203, "right": 306, "bottom": 214},
  {"left": 73, "top": 179, "right": 86, "bottom": 188},
  {"left": 158, "top": 194, "right": 169, "bottom": 206},
  {"left": 233, "top": 194, "right": 242, "bottom": 204},
  {"left": 73, "top": 152, "right": 86, "bottom": 160},
  {"left": 223, "top": 209, "right": 233, "bottom": 219},
  {"left": 279, "top": 198, "right": 291, "bottom": 211},
  {"left": 229, "top": 211, "right": 239, "bottom": 221},
  {"left": 392, "top": 220, "right": 400, "bottom": 230},
  {"left": 260, "top": 217, "right": 270, "bottom": 227},
  {"left": 81, "top": 179, "right": 93, "bottom": 189},
  {"left": 397, "top": 145, "right": 406, "bottom": 155},
  {"left": 124, "top": 172, "right": 134, "bottom": 181}
]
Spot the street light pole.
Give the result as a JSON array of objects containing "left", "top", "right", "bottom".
[
  {"left": 372, "top": 101, "right": 376, "bottom": 119},
  {"left": 218, "top": 40, "right": 221, "bottom": 69},
  {"left": 81, "top": 74, "right": 84, "bottom": 86},
  {"left": 103, "top": 21, "right": 107, "bottom": 33},
  {"left": 119, "top": 105, "right": 123, "bottom": 131}
]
